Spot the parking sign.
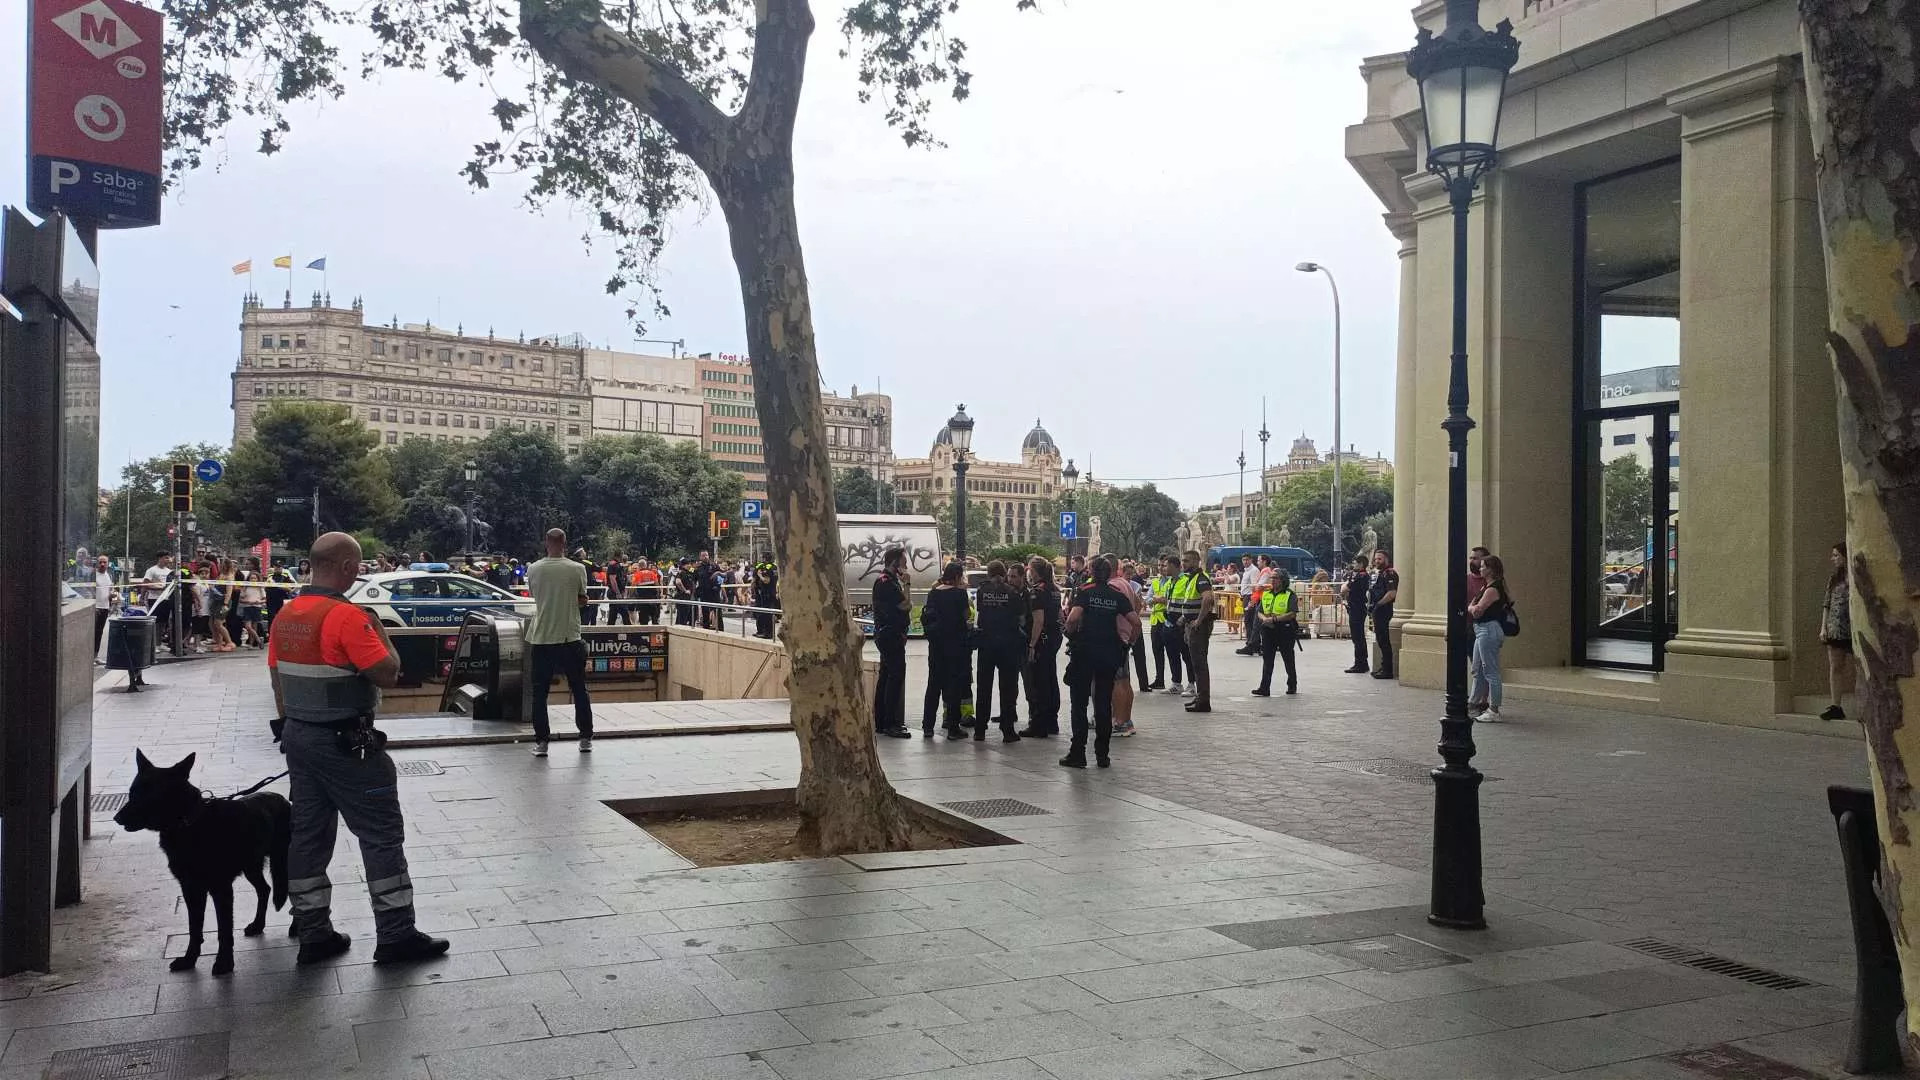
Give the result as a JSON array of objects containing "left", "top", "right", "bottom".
[
  {"left": 742, "top": 499, "right": 763, "bottom": 523},
  {"left": 1059, "top": 511, "right": 1077, "bottom": 540}
]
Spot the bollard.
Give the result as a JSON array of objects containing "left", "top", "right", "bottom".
[{"left": 1828, "top": 784, "right": 1906, "bottom": 1074}]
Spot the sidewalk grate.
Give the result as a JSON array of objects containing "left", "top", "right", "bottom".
[
  {"left": 940, "top": 798, "right": 1054, "bottom": 818},
  {"left": 395, "top": 760, "right": 445, "bottom": 776},
  {"left": 50, "top": 1033, "right": 228, "bottom": 1079},
  {"left": 89, "top": 793, "right": 127, "bottom": 814},
  {"left": 1621, "top": 937, "right": 1815, "bottom": 989}
]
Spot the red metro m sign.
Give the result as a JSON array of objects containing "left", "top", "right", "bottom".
[{"left": 26, "top": 0, "right": 164, "bottom": 229}]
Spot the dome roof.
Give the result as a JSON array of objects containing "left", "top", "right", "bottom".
[
  {"left": 1022, "top": 419, "right": 1057, "bottom": 455},
  {"left": 933, "top": 425, "right": 954, "bottom": 446},
  {"left": 1290, "top": 433, "right": 1318, "bottom": 456}
]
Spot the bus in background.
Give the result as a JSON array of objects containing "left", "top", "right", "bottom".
[{"left": 1204, "top": 545, "right": 1323, "bottom": 581}]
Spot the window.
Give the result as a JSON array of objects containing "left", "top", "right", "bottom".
[
  {"left": 336, "top": 385, "right": 353, "bottom": 397},
  {"left": 437, "top": 413, "right": 448, "bottom": 426},
  {"left": 403, "top": 411, "right": 415, "bottom": 424},
  {"left": 532, "top": 356, "right": 545, "bottom": 372},
  {"left": 560, "top": 360, "right": 574, "bottom": 375},
  {"left": 453, "top": 415, "right": 465, "bottom": 428},
  {"left": 338, "top": 335, "right": 351, "bottom": 349},
  {"left": 279, "top": 336, "right": 291, "bottom": 349},
  {"left": 294, "top": 334, "right": 307, "bottom": 349},
  {"left": 501, "top": 353, "right": 514, "bottom": 367},
  {"left": 567, "top": 424, "right": 581, "bottom": 436},
  {"left": 385, "top": 431, "right": 398, "bottom": 444},
  {"left": 252, "top": 384, "right": 263, "bottom": 396},
  {"left": 386, "top": 409, "right": 398, "bottom": 422},
  {"left": 469, "top": 416, "right": 479, "bottom": 428},
  {"left": 485, "top": 417, "right": 496, "bottom": 429},
  {"left": 377, "top": 387, "right": 389, "bottom": 400},
  {"left": 468, "top": 352, "right": 482, "bottom": 367},
  {"left": 438, "top": 348, "right": 452, "bottom": 363},
  {"left": 567, "top": 403, "right": 581, "bottom": 417},
  {"left": 1612, "top": 433, "right": 1637, "bottom": 446},
  {"left": 372, "top": 339, "right": 387, "bottom": 355},
  {"left": 260, "top": 334, "right": 274, "bottom": 349},
  {"left": 365, "top": 406, "right": 379, "bottom": 420},
  {"left": 405, "top": 344, "right": 418, "bottom": 360}
]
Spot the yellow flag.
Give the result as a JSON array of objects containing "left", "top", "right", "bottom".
[
  {"left": 231, "top": 260, "right": 252, "bottom": 275},
  {"left": 271, "top": 255, "right": 293, "bottom": 269}
]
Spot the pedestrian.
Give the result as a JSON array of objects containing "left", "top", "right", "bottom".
[
  {"left": 1466, "top": 545, "right": 1489, "bottom": 685},
  {"left": 1103, "top": 554, "right": 1142, "bottom": 736},
  {"left": 1235, "top": 555, "right": 1261, "bottom": 655},
  {"left": 695, "top": 550, "right": 724, "bottom": 630},
  {"left": 208, "top": 558, "right": 237, "bottom": 653},
  {"left": 1122, "top": 560, "right": 1153, "bottom": 692},
  {"left": 238, "top": 569, "right": 267, "bottom": 648},
  {"left": 1020, "top": 556, "right": 1063, "bottom": 738},
  {"left": 1369, "top": 548, "right": 1399, "bottom": 680},
  {"left": 189, "top": 567, "right": 213, "bottom": 653},
  {"left": 922, "top": 561, "right": 973, "bottom": 738},
  {"left": 92, "top": 554, "right": 115, "bottom": 656},
  {"left": 296, "top": 558, "right": 313, "bottom": 584},
  {"left": 870, "top": 548, "right": 912, "bottom": 739},
  {"left": 269, "top": 531, "right": 449, "bottom": 966},
  {"left": 1252, "top": 570, "right": 1301, "bottom": 696},
  {"left": 632, "top": 557, "right": 661, "bottom": 625},
  {"left": 1821, "top": 542, "right": 1854, "bottom": 721},
  {"left": 1171, "top": 549, "right": 1216, "bottom": 712},
  {"left": 1066, "top": 553, "right": 1089, "bottom": 593},
  {"left": 604, "top": 553, "right": 631, "bottom": 624},
  {"left": 1343, "top": 556, "right": 1372, "bottom": 673},
  {"left": 265, "top": 561, "right": 296, "bottom": 638},
  {"left": 674, "top": 559, "right": 698, "bottom": 626},
  {"left": 1148, "top": 555, "right": 1184, "bottom": 693},
  {"left": 972, "top": 560, "right": 1026, "bottom": 743},
  {"left": 1060, "top": 556, "right": 1141, "bottom": 770},
  {"left": 1467, "top": 553, "right": 1511, "bottom": 720},
  {"left": 523, "top": 530, "right": 594, "bottom": 756},
  {"left": 223, "top": 560, "right": 251, "bottom": 649},
  {"left": 751, "top": 562, "right": 779, "bottom": 639},
  {"left": 573, "top": 548, "right": 600, "bottom": 626}
]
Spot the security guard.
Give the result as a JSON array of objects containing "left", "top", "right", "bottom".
[
  {"left": 1148, "top": 555, "right": 1184, "bottom": 694},
  {"left": 972, "top": 560, "right": 1026, "bottom": 743},
  {"left": 870, "top": 549, "right": 912, "bottom": 739},
  {"left": 1170, "top": 550, "right": 1216, "bottom": 712},
  {"left": 1251, "top": 570, "right": 1301, "bottom": 696},
  {"left": 270, "top": 531, "right": 448, "bottom": 967}
]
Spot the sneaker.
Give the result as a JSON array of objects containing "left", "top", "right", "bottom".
[
  {"left": 578, "top": 738, "right": 593, "bottom": 752},
  {"left": 531, "top": 742, "right": 549, "bottom": 757},
  {"left": 1820, "top": 705, "right": 1846, "bottom": 721},
  {"left": 1482, "top": 708, "right": 1502, "bottom": 723},
  {"left": 1169, "top": 683, "right": 1183, "bottom": 695},
  {"left": 296, "top": 931, "right": 351, "bottom": 966},
  {"left": 1180, "top": 685, "right": 1196, "bottom": 698},
  {"left": 372, "top": 930, "right": 451, "bottom": 965}
]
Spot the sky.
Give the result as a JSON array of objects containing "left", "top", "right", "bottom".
[{"left": 2, "top": 0, "right": 1420, "bottom": 508}]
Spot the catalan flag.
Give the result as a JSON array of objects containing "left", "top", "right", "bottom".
[
  {"left": 271, "top": 255, "right": 293, "bottom": 269},
  {"left": 231, "top": 260, "right": 252, "bottom": 275}
]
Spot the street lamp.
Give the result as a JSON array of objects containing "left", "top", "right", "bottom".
[
  {"left": 1062, "top": 458, "right": 1079, "bottom": 559},
  {"left": 1257, "top": 405, "right": 1270, "bottom": 546},
  {"left": 869, "top": 410, "right": 889, "bottom": 514},
  {"left": 462, "top": 459, "right": 479, "bottom": 554},
  {"left": 946, "top": 404, "right": 974, "bottom": 564},
  {"left": 1295, "top": 262, "right": 1343, "bottom": 564},
  {"left": 1406, "top": 0, "right": 1520, "bottom": 932},
  {"left": 1236, "top": 439, "right": 1247, "bottom": 546}
]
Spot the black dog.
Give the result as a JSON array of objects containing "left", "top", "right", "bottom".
[{"left": 114, "top": 751, "right": 290, "bottom": 976}]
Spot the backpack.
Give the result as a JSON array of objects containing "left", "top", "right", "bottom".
[{"left": 1500, "top": 600, "right": 1521, "bottom": 638}]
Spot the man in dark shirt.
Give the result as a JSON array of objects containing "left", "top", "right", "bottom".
[
  {"left": 972, "top": 561, "right": 1025, "bottom": 743},
  {"left": 1368, "top": 548, "right": 1400, "bottom": 679},
  {"left": 1063, "top": 557, "right": 1142, "bottom": 769},
  {"left": 870, "top": 549, "right": 912, "bottom": 739},
  {"left": 1066, "top": 554, "right": 1089, "bottom": 593},
  {"left": 674, "top": 559, "right": 698, "bottom": 626},
  {"left": 694, "top": 551, "right": 723, "bottom": 629},
  {"left": 605, "top": 553, "right": 631, "bottom": 624},
  {"left": 1343, "top": 556, "right": 1372, "bottom": 673}
]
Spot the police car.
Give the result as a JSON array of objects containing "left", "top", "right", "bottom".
[{"left": 346, "top": 571, "right": 532, "bottom": 628}]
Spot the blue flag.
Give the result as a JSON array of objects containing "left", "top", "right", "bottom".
[{"left": 305, "top": 257, "right": 327, "bottom": 271}]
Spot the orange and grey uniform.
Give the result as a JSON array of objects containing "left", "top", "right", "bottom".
[{"left": 268, "top": 589, "right": 418, "bottom": 946}]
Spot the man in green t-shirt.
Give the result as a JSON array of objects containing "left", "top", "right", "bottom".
[{"left": 525, "top": 528, "right": 593, "bottom": 757}]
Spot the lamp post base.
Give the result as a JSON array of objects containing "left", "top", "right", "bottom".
[{"left": 1428, "top": 756, "right": 1486, "bottom": 930}]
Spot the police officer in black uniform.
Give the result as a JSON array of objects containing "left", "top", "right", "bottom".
[
  {"left": 751, "top": 561, "right": 779, "bottom": 639},
  {"left": 1343, "top": 556, "right": 1371, "bottom": 673},
  {"left": 972, "top": 560, "right": 1025, "bottom": 743},
  {"left": 870, "top": 549, "right": 912, "bottom": 739}
]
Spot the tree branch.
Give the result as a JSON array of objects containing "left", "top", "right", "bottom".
[
  {"left": 736, "top": 0, "right": 815, "bottom": 147},
  {"left": 518, "top": 0, "right": 730, "bottom": 168}
]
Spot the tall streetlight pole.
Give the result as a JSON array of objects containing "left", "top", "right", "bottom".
[
  {"left": 1062, "top": 458, "right": 1080, "bottom": 559},
  {"left": 1296, "top": 262, "right": 1343, "bottom": 564},
  {"left": 462, "top": 459, "right": 479, "bottom": 554},
  {"left": 870, "top": 409, "right": 890, "bottom": 514},
  {"left": 1236, "top": 437, "right": 1247, "bottom": 546},
  {"left": 1406, "top": 0, "right": 1520, "bottom": 931},
  {"left": 1257, "top": 404, "right": 1270, "bottom": 546},
  {"left": 947, "top": 404, "right": 975, "bottom": 565}
]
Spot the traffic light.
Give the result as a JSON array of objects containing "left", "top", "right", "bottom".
[
  {"left": 708, "top": 510, "right": 718, "bottom": 539},
  {"left": 717, "top": 519, "right": 730, "bottom": 537},
  {"left": 170, "top": 463, "right": 193, "bottom": 514}
]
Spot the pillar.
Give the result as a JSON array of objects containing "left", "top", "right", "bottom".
[
  {"left": 1660, "top": 58, "right": 1841, "bottom": 721},
  {"left": 1388, "top": 212, "right": 1419, "bottom": 650}
]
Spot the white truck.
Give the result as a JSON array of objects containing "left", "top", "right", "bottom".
[{"left": 839, "top": 513, "right": 941, "bottom": 634}]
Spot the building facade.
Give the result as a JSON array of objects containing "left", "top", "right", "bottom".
[
  {"left": 894, "top": 420, "right": 1065, "bottom": 548},
  {"left": 1346, "top": 0, "right": 1839, "bottom": 725},
  {"left": 692, "top": 353, "right": 894, "bottom": 499}
]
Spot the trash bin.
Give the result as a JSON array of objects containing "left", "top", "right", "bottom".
[{"left": 105, "top": 614, "right": 155, "bottom": 682}]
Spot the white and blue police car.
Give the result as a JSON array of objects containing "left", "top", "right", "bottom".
[{"left": 346, "top": 571, "right": 531, "bottom": 628}]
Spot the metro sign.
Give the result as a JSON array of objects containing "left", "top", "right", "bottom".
[
  {"left": 27, "top": 0, "right": 163, "bottom": 229},
  {"left": 50, "top": 0, "right": 144, "bottom": 60}
]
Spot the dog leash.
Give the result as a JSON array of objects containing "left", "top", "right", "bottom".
[{"left": 214, "top": 772, "right": 288, "bottom": 801}]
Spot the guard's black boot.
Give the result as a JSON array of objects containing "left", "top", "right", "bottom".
[
  {"left": 1058, "top": 752, "right": 1087, "bottom": 769},
  {"left": 296, "top": 931, "right": 351, "bottom": 966},
  {"left": 1001, "top": 725, "right": 1022, "bottom": 743},
  {"left": 373, "top": 931, "right": 451, "bottom": 965}
]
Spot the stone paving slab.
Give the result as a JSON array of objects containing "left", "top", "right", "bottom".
[{"left": 0, "top": 650, "right": 1886, "bottom": 1078}]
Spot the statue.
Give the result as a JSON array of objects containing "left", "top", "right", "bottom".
[
  {"left": 1361, "top": 524, "right": 1379, "bottom": 561},
  {"left": 1175, "top": 520, "right": 1193, "bottom": 552},
  {"left": 1276, "top": 525, "right": 1292, "bottom": 548},
  {"left": 1196, "top": 511, "right": 1225, "bottom": 550}
]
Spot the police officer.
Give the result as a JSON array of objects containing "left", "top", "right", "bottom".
[
  {"left": 1170, "top": 550, "right": 1217, "bottom": 712},
  {"left": 1369, "top": 548, "right": 1399, "bottom": 679},
  {"left": 1343, "top": 556, "right": 1372, "bottom": 673},
  {"left": 1252, "top": 570, "right": 1301, "bottom": 696},
  {"left": 870, "top": 549, "right": 912, "bottom": 739},
  {"left": 972, "top": 560, "right": 1025, "bottom": 743},
  {"left": 1019, "top": 556, "right": 1064, "bottom": 738},
  {"left": 751, "top": 562, "right": 780, "bottom": 639},
  {"left": 1148, "top": 555, "right": 1184, "bottom": 693},
  {"left": 270, "top": 531, "right": 448, "bottom": 966}
]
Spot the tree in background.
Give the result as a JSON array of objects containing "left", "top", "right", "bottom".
[
  {"left": 1261, "top": 464, "right": 1394, "bottom": 567},
  {"left": 97, "top": 443, "right": 229, "bottom": 567},
  {"left": 568, "top": 435, "right": 744, "bottom": 557},
  {"left": 1075, "top": 485, "right": 1184, "bottom": 558},
  {"left": 468, "top": 429, "right": 571, "bottom": 554},
  {"left": 382, "top": 440, "right": 472, "bottom": 554},
  {"left": 162, "top": 0, "right": 1038, "bottom": 855},
  {"left": 1799, "top": 2, "right": 1920, "bottom": 1040},
  {"left": 833, "top": 468, "right": 901, "bottom": 516},
  {"left": 984, "top": 543, "right": 1053, "bottom": 565},
  {"left": 1600, "top": 457, "right": 1653, "bottom": 560},
  {"left": 201, "top": 404, "right": 396, "bottom": 547}
]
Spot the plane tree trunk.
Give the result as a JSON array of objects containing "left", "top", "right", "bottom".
[{"left": 1800, "top": 0, "right": 1920, "bottom": 1053}]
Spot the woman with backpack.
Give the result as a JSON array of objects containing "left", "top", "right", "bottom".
[{"left": 1467, "top": 554, "right": 1511, "bottom": 722}]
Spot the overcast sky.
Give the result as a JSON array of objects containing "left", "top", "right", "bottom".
[{"left": 3, "top": 0, "right": 1419, "bottom": 507}]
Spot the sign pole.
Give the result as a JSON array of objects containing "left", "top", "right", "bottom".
[{"left": 172, "top": 510, "right": 184, "bottom": 656}]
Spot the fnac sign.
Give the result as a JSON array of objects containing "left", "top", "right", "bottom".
[{"left": 27, "top": 0, "right": 164, "bottom": 229}]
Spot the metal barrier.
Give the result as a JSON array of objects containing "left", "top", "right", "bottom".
[{"left": 1828, "top": 784, "right": 1905, "bottom": 1074}]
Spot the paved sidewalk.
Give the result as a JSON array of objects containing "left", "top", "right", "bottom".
[{"left": 0, "top": 649, "right": 1880, "bottom": 1078}]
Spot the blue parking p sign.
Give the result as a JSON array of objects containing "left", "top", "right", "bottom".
[
  {"left": 742, "top": 499, "right": 763, "bottom": 523},
  {"left": 1059, "top": 511, "right": 1077, "bottom": 540}
]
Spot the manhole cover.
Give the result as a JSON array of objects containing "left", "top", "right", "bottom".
[
  {"left": 90, "top": 793, "right": 127, "bottom": 814},
  {"left": 1323, "top": 758, "right": 1501, "bottom": 784},
  {"left": 1319, "top": 934, "right": 1466, "bottom": 973},
  {"left": 940, "top": 798, "right": 1054, "bottom": 818},
  {"left": 395, "top": 760, "right": 445, "bottom": 776},
  {"left": 50, "top": 1033, "right": 228, "bottom": 1080},
  {"left": 1662, "top": 1044, "right": 1824, "bottom": 1079}
]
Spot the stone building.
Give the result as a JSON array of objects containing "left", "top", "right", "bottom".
[
  {"left": 894, "top": 420, "right": 1066, "bottom": 548},
  {"left": 1345, "top": 0, "right": 1838, "bottom": 725},
  {"left": 692, "top": 353, "right": 894, "bottom": 500}
]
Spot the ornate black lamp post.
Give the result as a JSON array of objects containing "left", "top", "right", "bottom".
[
  {"left": 1406, "top": 0, "right": 1519, "bottom": 931},
  {"left": 462, "top": 459, "right": 479, "bottom": 554},
  {"left": 1062, "top": 458, "right": 1079, "bottom": 558},
  {"left": 1256, "top": 410, "right": 1270, "bottom": 545},
  {"left": 947, "top": 404, "right": 974, "bottom": 564},
  {"left": 869, "top": 410, "right": 890, "bottom": 514}
]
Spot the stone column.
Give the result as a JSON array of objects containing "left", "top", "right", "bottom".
[
  {"left": 1388, "top": 212, "right": 1418, "bottom": 646},
  {"left": 1660, "top": 59, "right": 1842, "bottom": 721}
]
